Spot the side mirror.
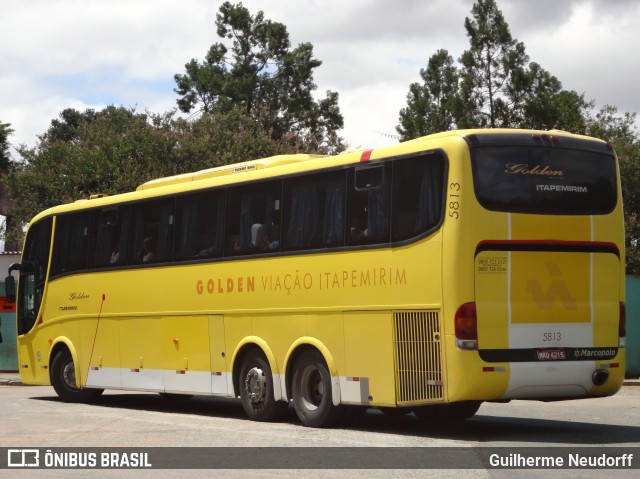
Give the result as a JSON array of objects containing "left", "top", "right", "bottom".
[
  {"left": 5, "top": 263, "right": 21, "bottom": 304},
  {"left": 4, "top": 275, "right": 16, "bottom": 303}
]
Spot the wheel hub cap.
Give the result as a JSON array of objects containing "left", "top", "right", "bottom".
[
  {"left": 244, "top": 367, "right": 266, "bottom": 404},
  {"left": 63, "top": 361, "right": 77, "bottom": 390}
]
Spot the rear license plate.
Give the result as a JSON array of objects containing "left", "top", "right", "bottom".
[{"left": 536, "top": 349, "right": 566, "bottom": 361}]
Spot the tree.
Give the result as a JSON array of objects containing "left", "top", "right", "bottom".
[
  {"left": 5, "top": 106, "right": 291, "bottom": 230},
  {"left": 398, "top": 0, "right": 589, "bottom": 136},
  {"left": 586, "top": 106, "right": 640, "bottom": 275},
  {"left": 166, "top": 106, "right": 291, "bottom": 174},
  {"left": 395, "top": 0, "right": 640, "bottom": 274},
  {"left": 6, "top": 107, "right": 161, "bottom": 225},
  {"left": 174, "top": 1, "right": 345, "bottom": 154},
  {"left": 396, "top": 49, "right": 459, "bottom": 141},
  {"left": 1, "top": 121, "right": 13, "bottom": 173},
  {"left": 457, "top": 0, "right": 530, "bottom": 127},
  {"left": 0, "top": 121, "right": 21, "bottom": 251}
]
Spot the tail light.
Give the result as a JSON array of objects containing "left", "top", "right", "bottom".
[
  {"left": 455, "top": 302, "right": 478, "bottom": 350},
  {"left": 619, "top": 302, "right": 626, "bottom": 347}
]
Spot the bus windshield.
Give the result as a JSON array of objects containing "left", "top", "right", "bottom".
[
  {"left": 17, "top": 217, "right": 52, "bottom": 335},
  {"left": 471, "top": 146, "right": 617, "bottom": 215}
]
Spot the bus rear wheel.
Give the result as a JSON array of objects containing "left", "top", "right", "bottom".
[
  {"left": 291, "top": 350, "right": 342, "bottom": 428},
  {"left": 413, "top": 401, "right": 481, "bottom": 423},
  {"left": 238, "top": 349, "right": 288, "bottom": 422},
  {"left": 50, "top": 350, "right": 103, "bottom": 403}
]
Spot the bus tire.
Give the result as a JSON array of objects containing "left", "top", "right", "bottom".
[
  {"left": 50, "top": 350, "right": 103, "bottom": 403},
  {"left": 413, "top": 401, "right": 481, "bottom": 423},
  {"left": 292, "top": 350, "right": 342, "bottom": 428},
  {"left": 238, "top": 349, "right": 288, "bottom": 422}
]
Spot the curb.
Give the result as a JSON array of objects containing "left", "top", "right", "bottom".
[
  {"left": 0, "top": 373, "right": 26, "bottom": 386},
  {"left": 0, "top": 380, "right": 24, "bottom": 386}
]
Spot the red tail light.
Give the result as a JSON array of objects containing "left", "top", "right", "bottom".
[
  {"left": 455, "top": 302, "right": 478, "bottom": 350},
  {"left": 619, "top": 302, "right": 626, "bottom": 346}
]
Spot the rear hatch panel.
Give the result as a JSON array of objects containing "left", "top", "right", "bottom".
[{"left": 475, "top": 242, "right": 620, "bottom": 398}]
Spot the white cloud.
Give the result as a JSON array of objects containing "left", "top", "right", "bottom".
[
  {"left": 518, "top": 1, "right": 640, "bottom": 115},
  {"left": 1, "top": 0, "right": 639, "bottom": 154}
]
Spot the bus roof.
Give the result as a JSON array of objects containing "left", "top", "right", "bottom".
[
  {"left": 136, "top": 153, "right": 326, "bottom": 191},
  {"left": 27, "top": 128, "right": 610, "bottom": 224}
]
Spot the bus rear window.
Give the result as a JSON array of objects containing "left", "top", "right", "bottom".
[{"left": 471, "top": 146, "right": 617, "bottom": 215}]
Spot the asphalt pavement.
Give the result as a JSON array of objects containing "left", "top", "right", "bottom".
[{"left": 1, "top": 371, "right": 638, "bottom": 387}]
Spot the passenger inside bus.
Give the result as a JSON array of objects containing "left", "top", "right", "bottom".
[{"left": 142, "top": 236, "right": 156, "bottom": 262}]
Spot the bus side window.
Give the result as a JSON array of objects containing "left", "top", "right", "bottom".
[
  {"left": 175, "top": 191, "right": 224, "bottom": 260},
  {"left": 391, "top": 154, "right": 445, "bottom": 242},
  {"left": 90, "top": 207, "right": 130, "bottom": 267},
  {"left": 225, "top": 181, "right": 281, "bottom": 256},
  {"left": 51, "top": 213, "right": 90, "bottom": 275},
  {"left": 130, "top": 199, "right": 175, "bottom": 264},
  {"left": 347, "top": 165, "right": 390, "bottom": 246},
  {"left": 322, "top": 175, "right": 346, "bottom": 247},
  {"left": 283, "top": 170, "right": 345, "bottom": 251}
]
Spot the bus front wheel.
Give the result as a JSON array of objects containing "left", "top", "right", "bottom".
[
  {"left": 50, "top": 350, "right": 103, "bottom": 403},
  {"left": 238, "top": 349, "right": 288, "bottom": 422},
  {"left": 291, "top": 350, "right": 342, "bottom": 428}
]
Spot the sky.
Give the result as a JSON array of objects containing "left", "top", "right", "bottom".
[{"left": 2, "top": 0, "right": 640, "bottom": 155}]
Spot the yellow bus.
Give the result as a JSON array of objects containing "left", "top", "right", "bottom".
[{"left": 6, "top": 128, "right": 626, "bottom": 427}]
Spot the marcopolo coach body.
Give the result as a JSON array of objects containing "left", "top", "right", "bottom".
[{"left": 5, "top": 128, "right": 626, "bottom": 427}]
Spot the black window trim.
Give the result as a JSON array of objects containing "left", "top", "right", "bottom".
[
  {"left": 467, "top": 136, "right": 619, "bottom": 216},
  {"left": 46, "top": 148, "right": 449, "bottom": 281}
]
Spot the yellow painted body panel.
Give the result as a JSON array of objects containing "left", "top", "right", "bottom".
[
  {"left": 162, "top": 315, "right": 211, "bottom": 371},
  {"left": 474, "top": 251, "right": 510, "bottom": 350},
  {"left": 510, "top": 251, "right": 591, "bottom": 324},
  {"left": 444, "top": 335, "right": 511, "bottom": 401},
  {"left": 87, "top": 318, "right": 120, "bottom": 371},
  {"left": 343, "top": 311, "right": 396, "bottom": 405},
  {"left": 14, "top": 129, "right": 625, "bottom": 409},
  {"left": 208, "top": 315, "right": 228, "bottom": 373},
  {"left": 120, "top": 317, "right": 162, "bottom": 371}
]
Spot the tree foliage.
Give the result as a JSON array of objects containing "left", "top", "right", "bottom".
[
  {"left": 397, "top": 0, "right": 590, "bottom": 139},
  {"left": 0, "top": 121, "right": 13, "bottom": 173},
  {"left": 586, "top": 106, "right": 640, "bottom": 275},
  {"left": 5, "top": 2, "right": 344, "bottom": 247},
  {"left": 457, "top": 0, "right": 530, "bottom": 127},
  {"left": 0, "top": 120, "right": 21, "bottom": 250},
  {"left": 5, "top": 106, "right": 290, "bottom": 226},
  {"left": 397, "top": 0, "right": 640, "bottom": 275},
  {"left": 174, "top": 1, "right": 345, "bottom": 154},
  {"left": 397, "top": 49, "right": 459, "bottom": 139},
  {"left": 4, "top": 0, "right": 639, "bottom": 276}
]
